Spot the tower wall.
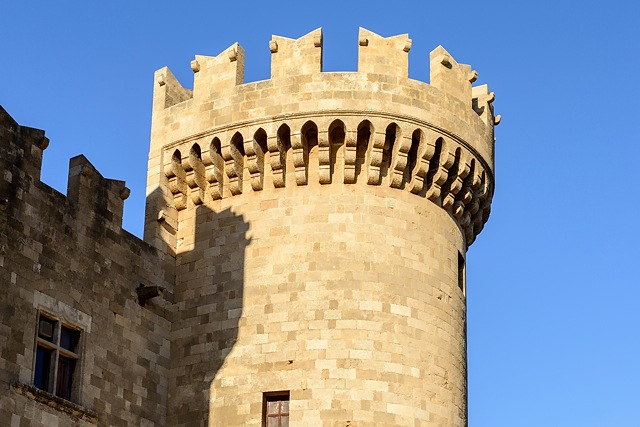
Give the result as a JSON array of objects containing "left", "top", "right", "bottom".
[
  {"left": 203, "top": 187, "right": 466, "bottom": 426},
  {"left": 147, "top": 28, "right": 497, "bottom": 427}
]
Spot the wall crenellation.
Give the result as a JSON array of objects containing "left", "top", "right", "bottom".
[
  {"left": 0, "top": 106, "right": 131, "bottom": 233},
  {"left": 152, "top": 27, "right": 498, "bottom": 128}
]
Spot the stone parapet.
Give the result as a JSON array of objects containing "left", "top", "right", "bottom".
[{"left": 147, "top": 28, "right": 497, "bottom": 248}]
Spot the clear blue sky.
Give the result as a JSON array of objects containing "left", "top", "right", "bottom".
[{"left": 2, "top": 1, "right": 639, "bottom": 425}]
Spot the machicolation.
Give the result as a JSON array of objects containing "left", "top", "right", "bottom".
[{"left": 151, "top": 27, "right": 497, "bottom": 248}]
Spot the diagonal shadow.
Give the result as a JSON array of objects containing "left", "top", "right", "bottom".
[{"left": 164, "top": 201, "right": 250, "bottom": 426}]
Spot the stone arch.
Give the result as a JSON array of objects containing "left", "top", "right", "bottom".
[
  {"left": 401, "top": 128, "right": 421, "bottom": 189},
  {"left": 354, "top": 120, "right": 373, "bottom": 183},
  {"left": 204, "top": 137, "right": 224, "bottom": 200},
  {"left": 440, "top": 146, "right": 463, "bottom": 210},
  {"left": 424, "top": 137, "right": 444, "bottom": 199},
  {"left": 300, "top": 120, "right": 318, "bottom": 185},
  {"left": 327, "top": 119, "right": 345, "bottom": 184},
  {"left": 472, "top": 168, "right": 491, "bottom": 239},
  {"left": 190, "top": 144, "right": 201, "bottom": 158},
  {"left": 246, "top": 128, "right": 268, "bottom": 191},
  {"left": 186, "top": 143, "right": 206, "bottom": 205},
  {"left": 269, "top": 123, "right": 291, "bottom": 188},
  {"left": 454, "top": 157, "right": 477, "bottom": 222},
  {"left": 380, "top": 123, "right": 399, "bottom": 186},
  {"left": 226, "top": 132, "right": 245, "bottom": 195},
  {"left": 171, "top": 149, "right": 182, "bottom": 173},
  {"left": 409, "top": 128, "right": 436, "bottom": 195},
  {"left": 165, "top": 149, "right": 187, "bottom": 210}
]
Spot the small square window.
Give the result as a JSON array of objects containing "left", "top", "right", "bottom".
[
  {"left": 60, "top": 326, "right": 80, "bottom": 352},
  {"left": 263, "top": 391, "right": 290, "bottom": 427},
  {"left": 38, "top": 317, "right": 55, "bottom": 341},
  {"left": 34, "top": 312, "right": 82, "bottom": 401}
]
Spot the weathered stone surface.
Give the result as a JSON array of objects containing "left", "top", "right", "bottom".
[
  {"left": 0, "top": 27, "right": 497, "bottom": 427},
  {"left": 0, "top": 105, "right": 172, "bottom": 427}
]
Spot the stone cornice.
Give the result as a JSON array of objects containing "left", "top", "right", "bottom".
[
  {"left": 161, "top": 113, "right": 493, "bottom": 248},
  {"left": 11, "top": 382, "right": 98, "bottom": 424},
  {"left": 160, "top": 109, "right": 494, "bottom": 184}
]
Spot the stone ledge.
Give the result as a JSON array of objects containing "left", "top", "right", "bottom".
[{"left": 11, "top": 382, "right": 98, "bottom": 424}]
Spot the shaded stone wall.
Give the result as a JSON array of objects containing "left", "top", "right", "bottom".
[{"left": 0, "top": 107, "right": 173, "bottom": 426}]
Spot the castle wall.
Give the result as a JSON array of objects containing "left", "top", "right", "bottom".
[{"left": 0, "top": 107, "right": 173, "bottom": 426}]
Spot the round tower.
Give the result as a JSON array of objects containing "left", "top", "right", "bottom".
[{"left": 145, "top": 28, "right": 497, "bottom": 427}]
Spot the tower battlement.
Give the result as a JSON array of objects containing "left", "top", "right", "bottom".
[
  {"left": 148, "top": 28, "right": 497, "bottom": 248},
  {"left": 0, "top": 106, "right": 130, "bottom": 232}
]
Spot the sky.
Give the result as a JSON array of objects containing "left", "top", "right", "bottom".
[{"left": 2, "top": 1, "right": 639, "bottom": 426}]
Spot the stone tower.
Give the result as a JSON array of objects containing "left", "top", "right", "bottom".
[{"left": 146, "top": 27, "right": 497, "bottom": 427}]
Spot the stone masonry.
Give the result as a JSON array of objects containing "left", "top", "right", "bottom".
[{"left": 0, "top": 28, "right": 497, "bottom": 426}]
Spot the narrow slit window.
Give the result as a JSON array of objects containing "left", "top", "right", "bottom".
[{"left": 458, "top": 251, "right": 466, "bottom": 294}]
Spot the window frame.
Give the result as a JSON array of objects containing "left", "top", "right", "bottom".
[
  {"left": 33, "top": 310, "right": 82, "bottom": 402},
  {"left": 262, "top": 390, "right": 290, "bottom": 427}
]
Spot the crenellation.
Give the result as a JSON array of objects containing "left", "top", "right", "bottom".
[
  {"left": 430, "top": 45, "right": 476, "bottom": 107},
  {"left": 0, "top": 107, "right": 49, "bottom": 192},
  {"left": 153, "top": 67, "right": 192, "bottom": 111},
  {"left": 66, "top": 155, "right": 130, "bottom": 229},
  {"left": 192, "top": 43, "right": 245, "bottom": 100},
  {"left": 472, "top": 84, "right": 499, "bottom": 126},
  {"left": 270, "top": 28, "right": 323, "bottom": 80},
  {"left": 357, "top": 27, "right": 411, "bottom": 78}
]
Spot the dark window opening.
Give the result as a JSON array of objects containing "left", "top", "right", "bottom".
[
  {"left": 60, "top": 326, "right": 80, "bottom": 352},
  {"left": 34, "top": 312, "right": 81, "bottom": 401},
  {"left": 56, "top": 356, "right": 76, "bottom": 400},
  {"left": 458, "top": 251, "right": 466, "bottom": 294},
  {"left": 34, "top": 346, "right": 52, "bottom": 390}
]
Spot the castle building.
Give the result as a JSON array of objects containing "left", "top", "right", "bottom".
[{"left": 0, "top": 28, "right": 497, "bottom": 426}]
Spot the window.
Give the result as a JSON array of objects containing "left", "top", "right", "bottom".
[
  {"left": 458, "top": 251, "right": 466, "bottom": 294},
  {"left": 34, "top": 312, "right": 81, "bottom": 401},
  {"left": 263, "top": 391, "right": 290, "bottom": 427}
]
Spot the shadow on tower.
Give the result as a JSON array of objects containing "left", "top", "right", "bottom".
[{"left": 159, "top": 192, "right": 250, "bottom": 426}]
